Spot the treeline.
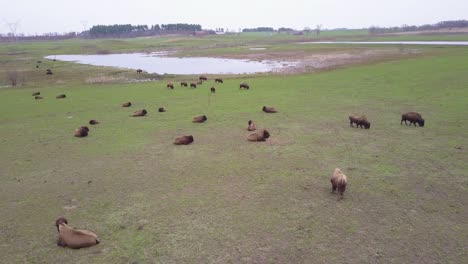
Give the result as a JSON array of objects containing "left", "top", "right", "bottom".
[
  {"left": 242, "top": 27, "right": 275, "bottom": 32},
  {"left": 369, "top": 20, "right": 468, "bottom": 34},
  {"left": 88, "top": 23, "right": 203, "bottom": 38}
]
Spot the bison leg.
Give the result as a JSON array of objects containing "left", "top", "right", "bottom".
[{"left": 350, "top": 120, "right": 354, "bottom": 127}]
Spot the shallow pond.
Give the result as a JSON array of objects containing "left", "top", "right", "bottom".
[
  {"left": 46, "top": 53, "right": 293, "bottom": 74},
  {"left": 298, "top": 41, "right": 468, "bottom": 46}
]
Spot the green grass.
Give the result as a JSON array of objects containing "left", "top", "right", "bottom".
[{"left": 0, "top": 35, "right": 467, "bottom": 263}]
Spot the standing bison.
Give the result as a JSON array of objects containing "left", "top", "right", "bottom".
[
  {"left": 401, "top": 112, "right": 425, "bottom": 127},
  {"left": 136, "top": 69, "right": 143, "bottom": 74},
  {"left": 199, "top": 76, "right": 208, "bottom": 81},
  {"left": 210, "top": 87, "right": 216, "bottom": 93},
  {"left": 190, "top": 83, "right": 197, "bottom": 88},
  {"left": 167, "top": 83, "right": 174, "bottom": 89},
  {"left": 181, "top": 81, "right": 188, "bottom": 87},
  {"left": 240, "top": 83, "right": 250, "bottom": 89},
  {"left": 215, "top": 78, "right": 223, "bottom": 83},
  {"left": 349, "top": 114, "right": 371, "bottom": 129},
  {"left": 331, "top": 168, "right": 347, "bottom": 200}
]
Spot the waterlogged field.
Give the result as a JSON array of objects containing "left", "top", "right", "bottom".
[{"left": 0, "top": 33, "right": 467, "bottom": 263}]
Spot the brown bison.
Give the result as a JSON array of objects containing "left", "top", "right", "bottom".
[
  {"left": 32, "top": 92, "right": 40, "bottom": 96},
  {"left": 35, "top": 95, "right": 44, "bottom": 100},
  {"left": 136, "top": 69, "right": 143, "bottom": 74},
  {"left": 174, "top": 135, "right": 194, "bottom": 145},
  {"left": 349, "top": 114, "right": 370, "bottom": 129},
  {"left": 158, "top": 107, "right": 166, "bottom": 112},
  {"left": 210, "top": 87, "right": 216, "bottom": 93},
  {"left": 122, "top": 102, "right": 132, "bottom": 107},
  {"left": 215, "top": 78, "right": 223, "bottom": 83},
  {"left": 262, "top": 106, "right": 277, "bottom": 113},
  {"left": 46, "top": 69, "right": 53, "bottom": 75},
  {"left": 55, "top": 217, "right": 100, "bottom": 249},
  {"left": 192, "top": 115, "right": 207, "bottom": 123},
  {"left": 132, "top": 109, "right": 147, "bottom": 117},
  {"left": 247, "top": 129, "right": 270, "bottom": 142},
  {"left": 199, "top": 76, "right": 208, "bottom": 81},
  {"left": 401, "top": 112, "right": 425, "bottom": 127},
  {"left": 181, "top": 81, "right": 188, "bottom": 87},
  {"left": 167, "top": 83, "right": 174, "bottom": 89},
  {"left": 56, "top": 94, "right": 66, "bottom": 99},
  {"left": 331, "top": 168, "right": 347, "bottom": 200},
  {"left": 240, "top": 83, "right": 250, "bottom": 89},
  {"left": 89, "top": 120, "right": 99, "bottom": 125},
  {"left": 190, "top": 83, "right": 197, "bottom": 88},
  {"left": 74, "top": 126, "right": 89, "bottom": 137},
  {"left": 197, "top": 80, "right": 203, "bottom": 85},
  {"left": 247, "top": 120, "right": 257, "bottom": 131}
]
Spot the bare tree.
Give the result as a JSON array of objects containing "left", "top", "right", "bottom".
[{"left": 316, "top": 24, "right": 322, "bottom": 37}]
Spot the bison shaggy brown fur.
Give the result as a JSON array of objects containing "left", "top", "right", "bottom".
[
  {"left": 349, "top": 114, "right": 370, "bottom": 129},
  {"left": 247, "top": 120, "right": 257, "bottom": 131},
  {"left": 190, "top": 83, "right": 197, "bottom": 88},
  {"left": 262, "top": 106, "right": 277, "bottom": 113},
  {"left": 401, "top": 112, "right": 425, "bottom": 127},
  {"left": 132, "top": 109, "right": 147, "bottom": 117},
  {"left": 192, "top": 115, "right": 207, "bottom": 123},
  {"left": 56, "top": 94, "right": 66, "bottom": 99},
  {"left": 199, "top": 76, "right": 208, "bottom": 81},
  {"left": 74, "top": 126, "right": 89, "bottom": 137},
  {"left": 158, "top": 107, "right": 166, "bottom": 112},
  {"left": 89, "top": 120, "right": 99, "bottom": 125},
  {"left": 55, "top": 217, "right": 100, "bottom": 249},
  {"left": 240, "top": 83, "right": 250, "bottom": 89},
  {"left": 210, "top": 87, "right": 216, "bottom": 93},
  {"left": 247, "top": 129, "right": 270, "bottom": 142},
  {"left": 331, "top": 168, "right": 347, "bottom": 200},
  {"left": 181, "top": 81, "right": 188, "bottom": 87},
  {"left": 174, "top": 135, "right": 194, "bottom": 145},
  {"left": 215, "top": 78, "right": 223, "bottom": 83},
  {"left": 167, "top": 83, "right": 174, "bottom": 89},
  {"left": 122, "top": 102, "right": 132, "bottom": 107}
]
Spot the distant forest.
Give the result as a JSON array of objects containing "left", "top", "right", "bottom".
[
  {"left": 88, "top": 23, "right": 203, "bottom": 38},
  {"left": 369, "top": 20, "right": 468, "bottom": 34}
]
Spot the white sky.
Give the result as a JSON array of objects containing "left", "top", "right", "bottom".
[{"left": 1, "top": 0, "right": 467, "bottom": 34}]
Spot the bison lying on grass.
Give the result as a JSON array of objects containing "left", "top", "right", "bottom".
[
  {"left": 331, "top": 168, "right": 347, "bottom": 200},
  {"left": 158, "top": 107, "right": 166, "bottom": 112},
  {"left": 35, "top": 95, "right": 43, "bottom": 100},
  {"left": 192, "top": 115, "right": 207, "bottom": 123},
  {"left": 132, "top": 109, "right": 147, "bottom": 117},
  {"left": 89, "top": 120, "right": 99, "bottom": 125},
  {"left": 32, "top": 92, "right": 40, "bottom": 96},
  {"left": 349, "top": 114, "right": 370, "bottom": 129},
  {"left": 56, "top": 94, "right": 66, "bottom": 99},
  {"left": 247, "top": 129, "right": 270, "bottom": 142},
  {"left": 122, "top": 102, "right": 132, "bottom": 107},
  {"left": 174, "top": 135, "right": 194, "bottom": 145},
  {"left": 46, "top": 69, "right": 53, "bottom": 75},
  {"left": 401, "top": 112, "right": 425, "bottom": 127},
  {"left": 262, "top": 106, "right": 277, "bottom": 113},
  {"left": 247, "top": 120, "right": 256, "bottom": 131},
  {"left": 55, "top": 217, "right": 100, "bottom": 249},
  {"left": 74, "top": 126, "right": 89, "bottom": 137}
]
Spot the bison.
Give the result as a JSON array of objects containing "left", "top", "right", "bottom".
[
  {"left": 190, "top": 83, "right": 197, "bottom": 88},
  {"left": 55, "top": 217, "right": 100, "bottom": 249},
  {"left": 136, "top": 69, "right": 143, "bottom": 74},
  {"left": 210, "top": 87, "right": 216, "bottom": 93},
  {"left": 192, "top": 115, "right": 207, "bottom": 123},
  {"left": 35, "top": 95, "right": 44, "bottom": 100},
  {"left": 262, "top": 106, "right": 277, "bottom": 113},
  {"left": 89, "top": 120, "right": 99, "bottom": 125},
  {"left": 158, "top": 107, "right": 166, "bottom": 112},
  {"left": 32, "top": 92, "right": 40, "bottom": 96},
  {"left": 247, "top": 120, "right": 257, "bottom": 131},
  {"left": 401, "top": 112, "right": 425, "bottom": 127},
  {"left": 167, "top": 83, "right": 174, "bottom": 89},
  {"left": 215, "top": 78, "right": 223, "bottom": 83},
  {"left": 122, "top": 102, "right": 132, "bottom": 107},
  {"left": 349, "top": 114, "right": 370, "bottom": 129},
  {"left": 181, "top": 81, "right": 188, "bottom": 87},
  {"left": 56, "top": 94, "right": 66, "bottom": 99},
  {"left": 247, "top": 129, "right": 270, "bottom": 142},
  {"left": 132, "top": 109, "right": 147, "bottom": 117},
  {"left": 197, "top": 80, "right": 203, "bottom": 85},
  {"left": 240, "top": 83, "right": 249, "bottom": 89},
  {"left": 331, "top": 168, "right": 347, "bottom": 200},
  {"left": 74, "top": 126, "right": 89, "bottom": 137},
  {"left": 46, "top": 69, "right": 53, "bottom": 75},
  {"left": 199, "top": 76, "right": 208, "bottom": 81},
  {"left": 174, "top": 135, "right": 194, "bottom": 145}
]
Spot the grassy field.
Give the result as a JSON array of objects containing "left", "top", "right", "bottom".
[{"left": 0, "top": 33, "right": 467, "bottom": 263}]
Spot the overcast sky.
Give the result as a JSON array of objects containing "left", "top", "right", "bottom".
[{"left": 1, "top": 0, "right": 467, "bottom": 34}]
